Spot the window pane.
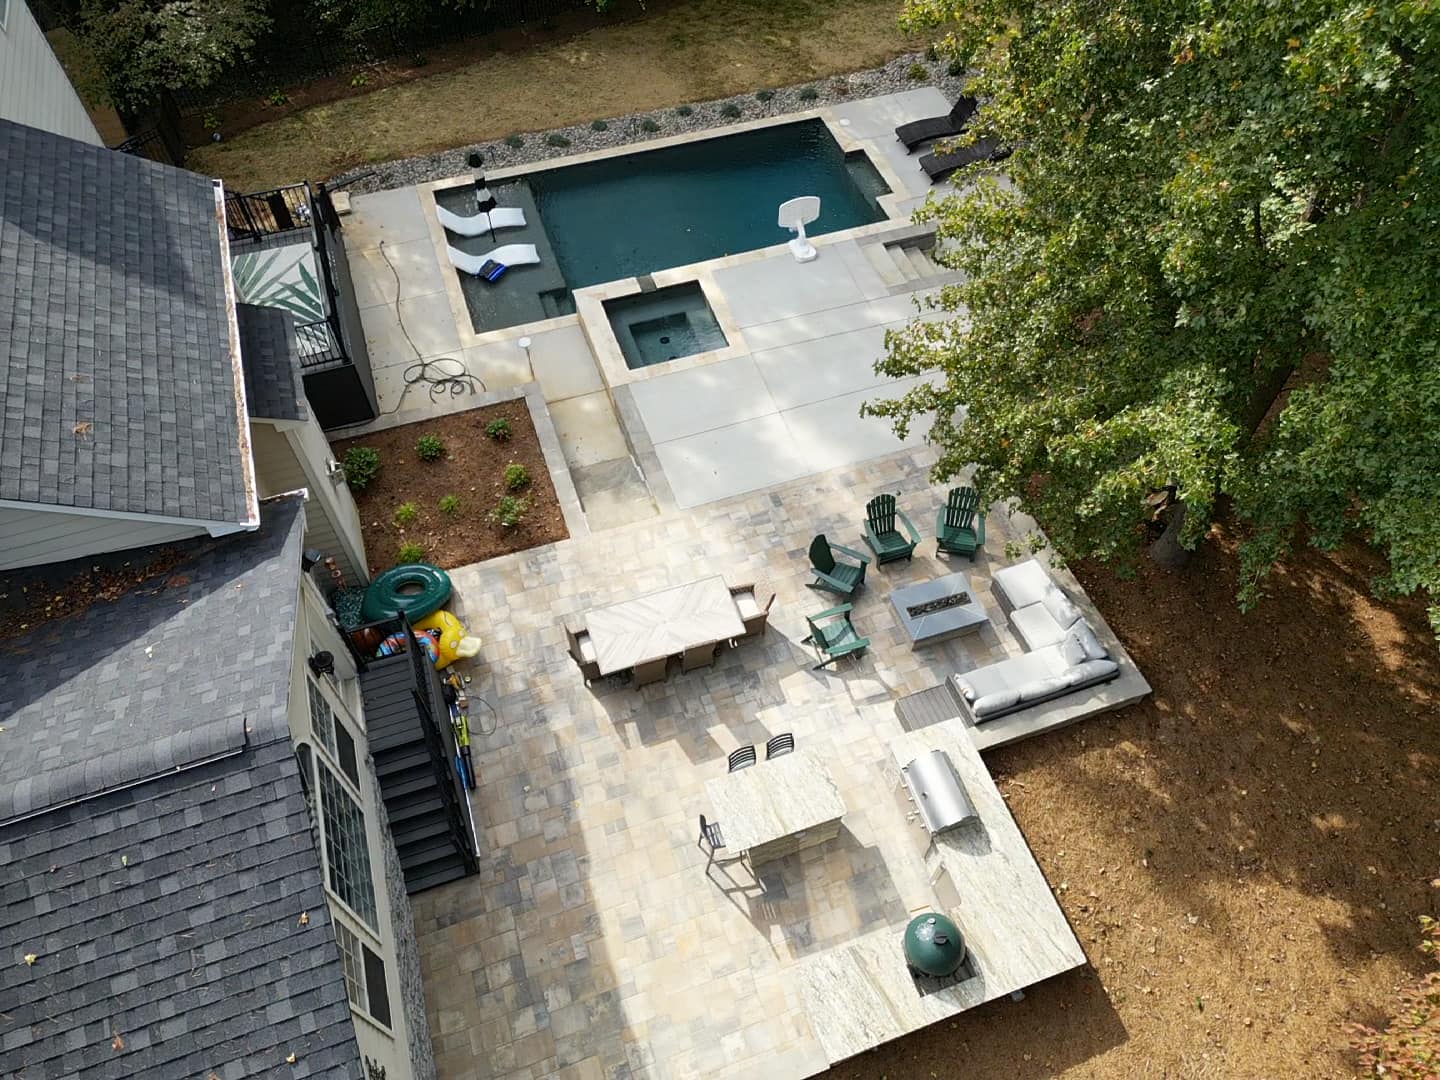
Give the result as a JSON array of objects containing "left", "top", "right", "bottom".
[
  {"left": 307, "top": 677, "right": 336, "bottom": 757},
  {"left": 333, "top": 920, "right": 367, "bottom": 1010},
  {"left": 335, "top": 720, "right": 360, "bottom": 789},
  {"left": 362, "top": 943, "right": 392, "bottom": 1028},
  {"left": 318, "top": 764, "right": 377, "bottom": 928}
]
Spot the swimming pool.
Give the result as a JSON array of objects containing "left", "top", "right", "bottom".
[{"left": 530, "top": 119, "right": 889, "bottom": 290}]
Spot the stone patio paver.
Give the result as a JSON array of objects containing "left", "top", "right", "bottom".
[{"left": 413, "top": 446, "right": 1143, "bottom": 1079}]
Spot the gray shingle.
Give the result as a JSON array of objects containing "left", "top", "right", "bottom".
[
  {"left": 237, "top": 303, "right": 307, "bottom": 423},
  {"left": 0, "top": 119, "right": 251, "bottom": 523}
]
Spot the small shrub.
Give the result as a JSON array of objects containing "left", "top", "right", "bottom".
[
  {"left": 438, "top": 494, "right": 461, "bottom": 515},
  {"left": 503, "top": 463, "right": 531, "bottom": 491},
  {"left": 266, "top": 89, "right": 289, "bottom": 107},
  {"left": 485, "top": 417, "right": 512, "bottom": 441},
  {"left": 350, "top": 73, "right": 369, "bottom": 88},
  {"left": 676, "top": 104, "right": 694, "bottom": 117},
  {"left": 798, "top": 86, "right": 819, "bottom": 102},
  {"left": 907, "top": 62, "right": 930, "bottom": 81},
  {"left": 756, "top": 89, "right": 775, "bottom": 103},
  {"left": 410, "top": 53, "right": 429, "bottom": 67},
  {"left": 397, "top": 541, "right": 427, "bottom": 563},
  {"left": 1349, "top": 914, "right": 1440, "bottom": 1078},
  {"left": 590, "top": 119, "right": 609, "bottom": 131},
  {"left": 947, "top": 58, "right": 965, "bottom": 77},
  {"left": 342, "top": 446, "right": 381, "bottom": 491},
  {"left": 925, "top": 43, "right": 940, "bottom": 62},
  {"left": 416, "top": 433, "right": 445, "bottom": 461},
  {"left": 545, "top": 133, "right": 572, "bottom": 148},
  {"left": 202, "top": 111, "right": 220, "bottom": 131},
  {"left": 504, "top": 134, "right": 524, "bottom": 149},
  {"left": 393, "top": 501, "right": 419, "bottom": 527},
  {"left": 720, "top": 102, "right": 742, "bottom": 119},
  {"left": 489, "top": 495, "right": 529, "bottom": 528},
  {"left": 640, "top": 118, "right": 661, "bottom": 133}
]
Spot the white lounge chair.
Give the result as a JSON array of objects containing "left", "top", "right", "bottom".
[
  {"left": 446, "top": 243, "right": 540, "bottom": 278},
  {"left": 436, "top": 205, "right": 527, "bottom": 236}
]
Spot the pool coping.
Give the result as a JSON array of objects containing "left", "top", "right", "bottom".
[{"left": 419, "top": 108, "right": 925, "bottom": 390}]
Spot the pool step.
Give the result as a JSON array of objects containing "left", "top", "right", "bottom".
[{"left": 863, "top": 240, "right": 945, "bottom": 287}]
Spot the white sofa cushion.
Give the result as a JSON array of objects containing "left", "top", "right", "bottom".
[
  {"left": 953, "top": 646, "right": 1069, "bottom": 701},
  {"left": 1041, "top": 586, "right": 1082, "bottom": 630},
  {"left": 992, "top": 558, "right": 1054, "bottom": 611},
  {"left": 1011, "top": 603, "right": 1068, "bottom": 650}
]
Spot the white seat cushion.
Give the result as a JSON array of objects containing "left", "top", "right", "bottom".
[
  {"left": 992, "top": 558, "right": 1054, "bottom": 610},
  {"left": 1010, "top": 603, "right": 1066, "bottom": 650},
  {"left": 576, "top": 632, "right": 597, "bottom": 663},
  {"left": 733, "top": 589, "right": 760, "bottom": 618}
]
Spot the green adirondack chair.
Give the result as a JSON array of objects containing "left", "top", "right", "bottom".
[
  {"left": 936, "top": 486, "right": 986, "bottom": 559},
  {"left": 801, "top": 604, "right": 871, "bottom": 669},
  {"left": 807, "top": 534, "right": 870, "bottom": 595},
  {"left": 862, "top": 493, "right": 921, "bottom": 564}
]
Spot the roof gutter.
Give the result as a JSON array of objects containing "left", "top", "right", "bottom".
[
  {"left": 214, "top": 179, "right": 261, "bottom": 530},
  {"left": 0, "top": 497, "right": 254, "bottom": 536}
]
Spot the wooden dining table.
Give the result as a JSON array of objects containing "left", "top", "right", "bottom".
[{"left": 585, "top": 574, "right": 745, "bottom": 676}]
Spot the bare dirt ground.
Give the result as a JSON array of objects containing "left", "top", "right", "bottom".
[
  {"left": 188, "top": 0, "right": 914, "bottom": 190},
  {"left": 834, "top": 523, "right": 1440, "bottom": 1078},
  {"left": 333, "top": 401, "right": 567, "bottom": 574}
]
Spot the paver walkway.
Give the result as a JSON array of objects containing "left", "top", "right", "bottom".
[{"left": 411, "top": 446, "right": 1142, "bottom": 1079}]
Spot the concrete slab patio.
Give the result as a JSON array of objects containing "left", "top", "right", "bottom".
[{"left": 413, "top": 446, "right": 1148, "bottom": 1080}]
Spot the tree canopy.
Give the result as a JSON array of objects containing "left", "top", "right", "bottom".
[
  {"left": 869, "top": 0, "right": 1440, "bottom": 635},
  {"left": 77, "top": 0, "right": 270, "bottom": 111}
]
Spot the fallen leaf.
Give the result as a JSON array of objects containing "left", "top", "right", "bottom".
[
  {"left": 112, "top": 1033, "right": 125, "bottom": 1051},
  {"left": 297, "top": 912, "right": 310, "bottom": 927},
  {"left": 23, "top": 953, "right": 37, "bottom": 965},
  {"left": 121, "top": 855, "right": 128, "bottom": 867},
  {"left": 286, "top": 1053, "right": 297, "bottom": 1064}
]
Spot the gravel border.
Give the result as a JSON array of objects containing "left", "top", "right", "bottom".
[{"left": 330, "top": 51, "right": 966, "bottom": 195}]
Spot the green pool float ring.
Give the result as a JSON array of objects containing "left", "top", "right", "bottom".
[{"left": 360, "top": 563, "right": 453, "bottom": 623}]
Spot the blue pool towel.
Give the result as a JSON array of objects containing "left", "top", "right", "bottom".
[{"left": 480, "top": 259, "right": 507, "bottom": 283}]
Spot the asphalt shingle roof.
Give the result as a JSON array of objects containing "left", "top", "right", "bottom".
[
  {"left": 0, "top": 496, "right": 305, "bottom": 818},
  {"left": 0, "top": 495, "right": 365, "bottom": 1078},
  {"left": 237, "top": 303, "right": 307, "bottom": 423},
  {"left": 0, "top": 118, "right": 254, "bottom": 523}
]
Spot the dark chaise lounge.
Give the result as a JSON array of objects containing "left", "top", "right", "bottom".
[
  {"left": 920, "top": 135, "right": 1013, "bottom": 183},
  {"left": 895, "top": 95, "right": 980, "bottom": 152}
]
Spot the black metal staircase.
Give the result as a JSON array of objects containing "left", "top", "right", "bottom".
[{"left": 354, "top": 615, "right": 478, "bottom": 894}]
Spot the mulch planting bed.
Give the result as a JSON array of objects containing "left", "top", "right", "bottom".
[
  {"left": 838, "top": 520, "right": 1440, "bottom": 1079},
  {"left": 332, "top": 399, "right": 567, "bottom": 574}
]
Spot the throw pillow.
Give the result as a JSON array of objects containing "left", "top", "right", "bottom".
[
  {"left": 1060, "top": 627, "right": 1088, "bottom": 666},
  {"left": 1073, "top": 620, "right": 1108, "bottom": 661},
  {"left": 955, "top": 678, "right": 977, "bottom": 702}
]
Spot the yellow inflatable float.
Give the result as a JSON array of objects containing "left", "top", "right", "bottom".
[{"left": 412, "top": 610, "right": 482, "bottom": 670}]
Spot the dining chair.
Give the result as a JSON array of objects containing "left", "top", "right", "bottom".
[
  {"left": 565, "top": 624, "right": 601, "bottom": 684},
  {"left": 728, "top": 745, "right": 757, "bottom": 772},
  {"left": 698, "top": 814, "right": 725, "bottom": 854},
  {"left": 632, "top": 656, "right": 669, "bottom": 688},
  {"left": 681, "top": 640, "right": 719, "bottom": 672},
  {"left": 729, "top": 581, "right": 776, "bottom": 642},
  {"left": 765, "top": 733, "right": 795, "bottom": 759}
]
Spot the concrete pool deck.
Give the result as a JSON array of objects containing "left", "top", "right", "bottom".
[{"left": 335, "top": 87, "right": 972, "bottom": 526}]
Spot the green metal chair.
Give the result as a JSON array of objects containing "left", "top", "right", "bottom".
[
  {"left": 807, "top": 534, "right": 870, "bottom": 595},
  {"left": 862, "top": 493, "right": 921, "bottom": 564},
  {"left": 801, "top": 604, "right": 871, "bottom": 669},
  {"left": 936, "top": 487, "right": 986, "bottom": 560}
]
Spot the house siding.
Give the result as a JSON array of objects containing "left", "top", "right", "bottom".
[
  {"left": 251, "top": 418, "right": 369, "bottom": 586},
  {"left": 0, "top": 506, "right": 205, "bottom": 571},
  {"left": 0, "top": 1, "right": 102, "bottom": 145}
]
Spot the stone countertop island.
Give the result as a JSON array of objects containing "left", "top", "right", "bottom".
[
  {"left": 797, "top": 718, "right": 1087, "bottom": 1068},
  {"left": 705, "top": 749, "right": 846, "bottom": 862}
]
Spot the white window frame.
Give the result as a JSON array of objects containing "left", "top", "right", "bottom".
[
  {"left": 332, "top": 914, "right": 392, "bottom": 1033},
  {"left": 314, "top": 756, "right": 379, "bottom": 933},
  {"left": 307, "top": 674, "right": 338, "bottom": 759}
]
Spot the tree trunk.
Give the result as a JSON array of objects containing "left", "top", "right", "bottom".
[{"left": 1149, "top": 500, "right": 1192, "bottom": 568}]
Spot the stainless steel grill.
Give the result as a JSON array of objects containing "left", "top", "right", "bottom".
[{"left": 900, "top": 749, "right": 978, "bottom": 835}]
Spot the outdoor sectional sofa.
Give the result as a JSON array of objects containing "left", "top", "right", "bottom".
[{"left": 951, "top": 559, "right": 1120, "bottom": 722}]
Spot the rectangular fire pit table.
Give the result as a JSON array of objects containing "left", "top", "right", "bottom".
[{"left": 889, "top": 572, "right": 990, "bottom": 647}]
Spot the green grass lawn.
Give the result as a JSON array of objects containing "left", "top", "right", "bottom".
[{"left": 190, "top": 0, "right": 916, "bottom": 191}]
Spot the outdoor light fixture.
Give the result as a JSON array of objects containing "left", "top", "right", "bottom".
[
  {"left": 517, "top": 336, "right": 533, "bottom": 370},
  {"left": 468, "top": 151, "right": 498, "bottom": 241},
  {"left": 308, "top": 650, "right": 335, "bottom": 678},
  {"left": 301, "top": 548, "right": 323, "bottom": 571}
]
